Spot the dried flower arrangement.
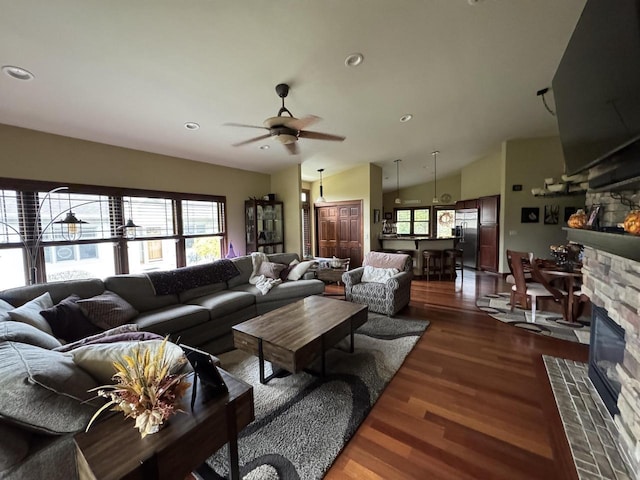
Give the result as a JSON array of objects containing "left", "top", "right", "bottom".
[{"left": 86, "top": 338, "right": 191, "bottom": 438}]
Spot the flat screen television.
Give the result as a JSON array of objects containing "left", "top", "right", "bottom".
[{"left": 553, "top": 0, "right": 640, "bottom": 176}]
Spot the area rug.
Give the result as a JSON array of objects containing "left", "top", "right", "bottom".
[
  {"left": 476, "top": 292, "right": 590, "bottom": 344},
  {"left": 200, "top": 313, "right": 429, "bottom": 480}
]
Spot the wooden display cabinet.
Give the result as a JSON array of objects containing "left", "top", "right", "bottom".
[{"left": 245, "top": 199, "right": 284, "bottom": 254}]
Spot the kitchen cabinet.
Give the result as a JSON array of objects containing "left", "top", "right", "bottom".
[
  {"left": 478, "top": 194, "right": 500, "bottom": 272},
  {"left": 245, "top": 199, "right": 284, "bottom": 254}
]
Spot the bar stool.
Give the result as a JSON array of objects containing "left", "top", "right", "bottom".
[
  {"left": 422, "top": 249, "right": 443, "bottom": 281},
  {"left": 443, "top": 248, "right": 464, "bottom": 283}
]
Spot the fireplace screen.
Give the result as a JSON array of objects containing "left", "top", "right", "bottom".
[{"left": 589, "top": 305, "right": 625, "bottom": 415}]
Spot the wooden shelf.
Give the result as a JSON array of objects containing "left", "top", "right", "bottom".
[{"left": 564, "top": 227, "right": 640, "bottom": 262}]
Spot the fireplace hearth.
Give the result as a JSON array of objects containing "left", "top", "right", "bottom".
[{"left": 589, "top": 305, "right": 625, "bottom": 416}]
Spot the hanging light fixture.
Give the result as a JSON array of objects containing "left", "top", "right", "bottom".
[
  {"left": 316, "top": 168, "right": 326, "bottom": 203},
  {"left": 394, "top": 159, "right": 402, "bottom": 204},
  {"left": 53, "top": 211, "right": 87, "bottom": 241},
  {"left": 432, "top": 151, "right": 440, "bottom": 204},
  {"left": 118, "top": 199, "right": 140, "bottom": 240}
]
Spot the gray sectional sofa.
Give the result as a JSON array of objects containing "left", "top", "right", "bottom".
[{"left": 0, "top": 252, "right": 323, "bottom": 480}]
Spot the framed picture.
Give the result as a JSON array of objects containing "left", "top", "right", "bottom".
[
  {"left": 384, "top": 212, "right": 393, "bottom": 220},
  {"left": 587, "top": 204, "right": 601, "bottom": 228},
  {"left": 373, "top": 209, "right": 381, "bottom": 224},
  {"left": 564, "top": 206, "right": 579, "bottom": 222},
  {"left": 544, "top": 205, "right": 559, "bottom": 225},
  {"left": 521, "top": 207, "right": 540, "bottom": 223}
]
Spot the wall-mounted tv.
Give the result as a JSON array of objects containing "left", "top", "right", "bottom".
[{"left": 553, "top": 0, "right": 640, "bottom": 176}]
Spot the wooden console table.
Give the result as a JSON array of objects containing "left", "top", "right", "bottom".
[{"left": 74, "top": 369, "right": 254, "bottom": 480}]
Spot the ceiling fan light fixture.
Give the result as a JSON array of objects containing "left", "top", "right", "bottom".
[
  {"left": 275, "top": 133, "right": 297, "bottom": 145},
  {"left": 344, "top": 53, "right": 364, "bottom": 67}
]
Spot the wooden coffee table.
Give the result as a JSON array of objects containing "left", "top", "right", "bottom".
[{"left": 233, "top": 296, "right": 368, "bottom": 384}]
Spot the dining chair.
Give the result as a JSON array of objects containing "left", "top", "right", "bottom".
[{"left": 506, "top": 250, "right": 563, "bottom": 323}]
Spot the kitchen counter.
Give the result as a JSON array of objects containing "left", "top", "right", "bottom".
[{"left": 378, "top": 236, "right": 457, "bottom": 276}]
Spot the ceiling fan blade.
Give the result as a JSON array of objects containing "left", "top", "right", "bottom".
[
  {"left": 287, "top": 115, "right": 321, "bottom": 131},
  {"left": 285, "top": 142, "right": 299, "bottom": 155},
  {"left": 298, "top": 130, "right": 346, "bottom": 142},
  {"left": 232, "top": 133, "right": 272, "bottom": 147},
  {"left": 224, "top": 122, "right": 268, "bottom": 130}
]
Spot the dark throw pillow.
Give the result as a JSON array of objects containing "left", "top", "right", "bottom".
[
  {"left": 77, "top": 291, "right": 139, "bottom": 330},
  {"left": 258, "top": 261, "right": 287, "bottom": 280},
  {"left": 40, "top": 295, "right": 102, "bottom": 343}
]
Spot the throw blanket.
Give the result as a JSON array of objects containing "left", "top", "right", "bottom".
[
  {"left": 250, "top": 252, "right": 281, "bottom": 295},
  {"left": 146, "top": 260, "right": 240, "bottom": 295}
]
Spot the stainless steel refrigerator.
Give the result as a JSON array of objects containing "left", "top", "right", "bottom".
[{"left": 454, "top": 210, "right": 479, "bottom": 269}]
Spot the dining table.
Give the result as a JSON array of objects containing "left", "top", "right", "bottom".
[{"left": 537, "top": 260, "right": 584, "bottom": 324}]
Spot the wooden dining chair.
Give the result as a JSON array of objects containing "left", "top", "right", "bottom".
[{"left": 506, "top": 250, "right": 562, "bottom": 323}]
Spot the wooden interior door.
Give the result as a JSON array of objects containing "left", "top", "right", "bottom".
[{"left": 316, "top": 202, "right": 363, "bottom": 267}]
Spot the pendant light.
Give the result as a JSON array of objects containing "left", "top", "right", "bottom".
[
  {"left": 316, "top": 168, "right": 326, "bottom": 203},
  {"left": 118, "top": 198, "right": 141, "bottom": 240},
  {"left": 394, "top": 159, "right": 402, "bottom": 204},
  {"left": 431, "top": 151, "right": 440, "bottom": 204},
  {"left": 53, "top": 211, "right": 87, "bottom": 241}
]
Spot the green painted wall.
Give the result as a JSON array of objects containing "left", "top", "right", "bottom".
[
  {"left": 460, "top": 145, "right": 504, "bottom": 199},
  {"left": 501, "top": 136, "right": 585, "bottom": 272},
  {"left": 382, "top": 172, "right": 461, "bottom": 214},
  {"left": 270, "top": 164, "right": 302, "bottom": 255},
  {"left": 0, "top": 123, "right": 271, "bottom": 256}
]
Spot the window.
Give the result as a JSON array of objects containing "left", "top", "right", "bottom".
[
  {"left": 395, "top": 208, "right": 430, "bottom": 236},
  {"left": 0, "top": 178, "right": 227, "bottom": 285},
  {"left": 434, "top": 207, "right": 456, "bottom": 238}
]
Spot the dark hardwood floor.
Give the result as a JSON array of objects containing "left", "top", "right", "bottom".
[{"left": 324, "top": 269, "right": 588, "bottom": 480}]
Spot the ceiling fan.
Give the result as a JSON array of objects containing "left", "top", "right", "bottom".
[{"left": 224, "top": 83, "right": 346, "bottom": 155}]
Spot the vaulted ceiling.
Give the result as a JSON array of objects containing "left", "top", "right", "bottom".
[{"left": 0, "top": 0, "right": 586, "bottom": 192}]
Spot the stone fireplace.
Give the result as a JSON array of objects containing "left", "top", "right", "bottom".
[{"left": 576, "top": 188, "right": 640, "bottom": 477}]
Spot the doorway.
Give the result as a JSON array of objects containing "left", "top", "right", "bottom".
[{"left": 315, "top": 201, "right": 363, "bottom": 267}]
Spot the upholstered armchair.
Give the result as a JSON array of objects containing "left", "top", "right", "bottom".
[{"left": 342, "top": 251, "right": 413, "bottom": 316}]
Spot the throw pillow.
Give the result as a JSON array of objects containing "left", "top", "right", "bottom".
[
  {"left": 258, "top": 261, "right": 287, "bottom": 279},
  {"left": 0, "top": 320, "right": 62, "bottom": 350},
  {"left": 361, "top": 265, "right": 400, "bottom": 283},
  {"left": 279, "top": 259, "right": 299, "bottom": 281},
  {"left": 77, "top": 291, "right": 139, "bottom": 330},
  {"left": 40, "top": 295, "right": 102, "bottom": 343},
  {"left": 0, "top": 341, "right": 98, "bottom": 435},
  {"left": 8, "top": 292, "right": 54, "bottom": 335},
  {"left": 0, "top": 298, "right": 14, "bottom": 314},
  {"left": 71, "top": 339, "right": 188, "bottom": 384},
  {"left": 53, "top": 324, "right": 140, "bottom": 352},
  {"left": 287, "top": 260, "right": 315, "bottom": 281}
]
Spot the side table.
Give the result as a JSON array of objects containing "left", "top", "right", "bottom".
[{"left": 74, "top": 369, "right": 254, "bottom": 480}]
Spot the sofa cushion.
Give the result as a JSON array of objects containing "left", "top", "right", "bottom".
[
  {"left": 0, "top": 298, "right": 14, "bottom": 316},
  {"left": 226, "top": 256, "right": 253, "bottom": 288},
  {"left": 104, "top": 274, "right": 179, "bottom": 312},
  {"left": 287, "top": 260, "right": 316, "bottom": 281},
  {"left": 231, "top": 279, "right": 325, "bottom": 304},
  {"left": 186, "top": 290, "right": 256, "bottom": 319},
  {"left": 178, "top": 281, "right": 227, "bottom": 304},
  {"left": 8, "top": 292, "right": 54, "bottom": 334},
  {"left": 0, "top": 341, "right": 98, "bottom": 434},
  {"left": 40, "top": 294, "right": 102, "bottom": 342},
  {"left": 0, "top": 420, "right": 31, "bottom": 472},
  {"left": 71, "top": 339, "right": 188, "bottom": 384},
  {"left": 77, "top": 291, "right": 139, "bottom": 330},
  {"left": 134, "top": 304, "right": 209, "bottom": 335},
  {"left": 267, "top": 253, "right": 300, "bottom": 265},
  {"left": 0, "top": 321, "right": 62, "bottom": 350}
]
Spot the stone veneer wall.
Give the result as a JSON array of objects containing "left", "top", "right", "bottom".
[
  {"left": 581, "top": 244, "right": 640, "bottom": 478},
  {"left": 585, "top": 190, "right": 640, "bottom": 227}
]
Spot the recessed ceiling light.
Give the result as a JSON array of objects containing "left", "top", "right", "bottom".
[
  {"left": 260, "top": 145, "right": 270, "bottom": 150},
  {"left": 184, "top": 122, "right": 200, "bottom": 130},
  {"left": 2, "top": 65, "right": 34, "bottom": 81},
  {"left": 344, "top": 53, "right": 364, "bottom": 67},
  {"left": 399, "top": 114, "right": 413, "bottom": 123}
]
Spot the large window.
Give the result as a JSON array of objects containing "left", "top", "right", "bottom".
[
  {"left": 0, "top": 179, "right": 227, "bottom": 285},
  {"left": 394, "top": 206, "right": 455, "bottom": 238}
]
